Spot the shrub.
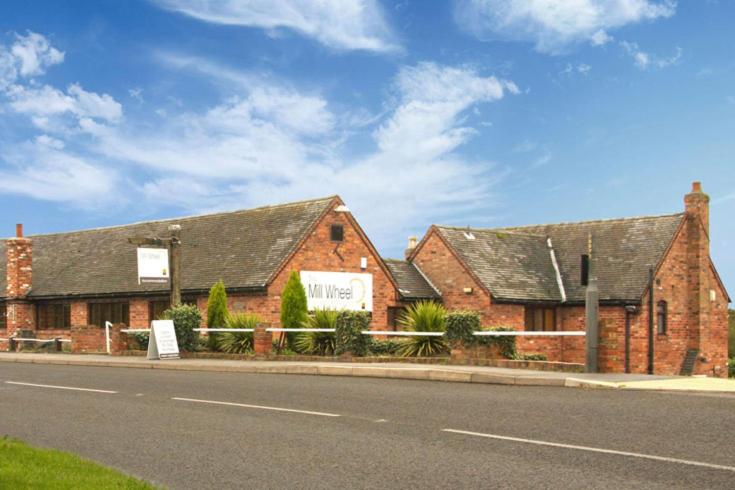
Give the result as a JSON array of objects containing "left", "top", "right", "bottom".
[
  {"left": 162, "top": 304, "right": 201, "bottom": 352},
  {"left": 133, "top": 332, "right": 149, "bottom": 350},
  {"left": 729, "top": 358, "right": 735, "bottom": 379},
  {"left": 446, "top": 311, "right": 481, "bottom": 346},
  {"left": 476, "top": 326, "right": 517, "bottom": 359},
  {"left": 515, "top": 353, "right": 547, "bottom": 361},
  {"left": 216, "top": 313, "right": 260, "bottom": 354},
  {"left": 368, "top": 338, "right": 402, "bottom": 356},
  {"left": 396, "top": 301, "right": 448, "bottom": 357},
  {"left": 335, "top": 311, "right": 371, "bottom": 356},
  {"left": 206, "top": 280, "right": 229, "bottom": 350},
  {"left": 294, "top": 308, "right": 337, "bottom": 356},
  {"left": 280, "top": 271, "right": 308, "bottom": 349}
]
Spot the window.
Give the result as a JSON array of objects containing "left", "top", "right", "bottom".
[
  {"left": 330, "top": 224, "right": 344, "bottom": 242},
  {"left": 0, "top": 303, "right": 6, "bottom": 330},
  {"left": 37, "top": 302, "right": 71, "bottom": 330},
  {"left": 88, "top": 302, "right": 129, "bottom": 327},
  {"left": 656, "top": 300, "right": 667, "bottom": 335},
  {"left": 149, "top": 300, "right": 169, "bottom": 321},
  {"left": 525, "top": 307, "right": 556, "bottom": 331}
]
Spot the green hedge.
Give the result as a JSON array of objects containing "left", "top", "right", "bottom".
[
  {"left": 163, "top": 304, "right": 201, "bottom": 352},
  {"left": 446, "top": 311, "right": 481, "bottom": 346},
  {"left": 335, "top": 311, "right": 370, "bottom": 356}
]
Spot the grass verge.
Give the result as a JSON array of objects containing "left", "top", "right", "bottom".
[{"left": 0, "top": 437, "right": 156, "bottom": 489}]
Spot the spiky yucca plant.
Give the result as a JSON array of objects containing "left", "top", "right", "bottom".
[
  {"left": 294, "top": 308, "right": 337, "bottom": 356},
  {"left": 396, "top": 301, "right": 448, "bottom": 357},
  {"left": 216, "top": 313, "right": 260, "bottom": 354}
]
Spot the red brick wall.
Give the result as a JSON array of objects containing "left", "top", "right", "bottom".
[
  {"left": 130, "top": 299, "right": 149, "bottom": 328},
  {"left": 412, "top": 230, "right": 492, "bottom": 316},
  {"left": 264, "top": 204, "right": 400, "bottom": 329}
]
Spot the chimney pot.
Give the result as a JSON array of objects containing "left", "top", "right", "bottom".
[
  {"left": 16, "top": 223, "right": 23, "bottom": 238},
  {"left": 404, "top": 236, "right": 418, "bottom": 259},
  {"left": 692, "top": 181, "right": 702, "bottom": 193}
]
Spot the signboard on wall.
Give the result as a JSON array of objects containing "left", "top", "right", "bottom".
[
  {"left": 137, "top": 247, "right": 169, "bottom": 284},
  {"left": 147, "top": 320, "right": 180, "bottom": 360},
  {"left": 300, "top": 271, "right": 373, "bottom": 312}
]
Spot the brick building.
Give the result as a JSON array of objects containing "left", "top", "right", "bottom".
[
  {"left": 0, "top": 185, "right": 729, "bottom": 376},
  {"left": 0, "top": 196, "right": 436, "bottom": 347},
  {"left": 406, "top": 182, "right": 730, "bottom": 376}
]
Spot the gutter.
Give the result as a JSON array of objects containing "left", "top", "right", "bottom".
[{"left": 24, "top": 285, "right": 268, "bottom": 301}]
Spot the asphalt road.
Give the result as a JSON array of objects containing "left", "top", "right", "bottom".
[{"left": 1, "top": 364, "right": 734, "bottom": 489}]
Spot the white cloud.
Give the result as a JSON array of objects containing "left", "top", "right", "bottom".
[
  {"left": 454, "top": 0, "right": 676, "bottom": 54},
  {"left": 1, "top": 31, "right": 65, "bottom": 88},
  {"left": 10, "top": 31, "right": 64, "bottom": 77},
  {"left": 6, "top": 83, "right": 122, "bottom": 126},
  {"left": 0, "top": 138, "right": 118, "bottom": 205},
  {"left": 620, "top": 41, "right": 681, "bottom": 69},
  {"left": 561, "top": 62, "right": 592, "bottom": 75},
  {"left": 0, "top": 31, "right": 517, "bottom": 253},
  {"left": 152, "top": 0, "right": 400, "bottom": 53}
]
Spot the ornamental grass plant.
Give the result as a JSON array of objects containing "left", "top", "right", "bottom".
[{"left": 396, "top": 300, "right": 448, "bottom": 357}]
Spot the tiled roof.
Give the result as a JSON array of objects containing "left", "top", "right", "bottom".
[
  {"left": 383, "top": 259, "right": 440, "bottom": 300},
  {"left": 0, "top": 196, "right": 337, "bottom": 299},
  {"left": 435, "top": 227, "right": 562, "bottom": 302},
  {"left": 435, "top": 213, "right": 685, "bottom": 303}
]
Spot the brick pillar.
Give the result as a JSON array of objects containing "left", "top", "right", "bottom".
[
  {"left": 253, "top": 322, "right": 272, "bottom": 357},
  {"left": 5, "top": 224, "right": 34, "bottom": 336},
  {"left": 109, "top": 323, "right": 129, "bottom": 355}
]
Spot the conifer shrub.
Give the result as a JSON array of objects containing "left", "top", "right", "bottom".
[
  {"left": 206, "top": 280, "right": 228, "bottom": 350},
  {"left": 280, "top": 271, "right": 308, "bottom": 349}
]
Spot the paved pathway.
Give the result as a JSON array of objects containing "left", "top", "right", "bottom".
[{"left": 2, "top": 352, "right": 733, "bottom": 393}]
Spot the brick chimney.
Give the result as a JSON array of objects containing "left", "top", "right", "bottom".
[
  {"left": 683, "top": 182, "right": 711, "bottom": 359},
  {"left": 5, "top": 224, "right": 34, "bottom": 334},
  {"left": 684, "top": 181, "right": 709, "bottom": 237},
  {"left": 405, "top": 236, "right": 418, "bottom": 259}
]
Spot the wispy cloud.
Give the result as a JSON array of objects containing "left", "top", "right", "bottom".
[
  {"left": 620, "top": 41, "right": 681, "bottom": 69},
  {"left": 454, "top": 0, "right": 676, "bottom": 54},
  {"left": 0, "top": 33, "right": 518, "bottom": 251},
  {"left": 151, "top": 0, "right": 401, "bottom": 53}
]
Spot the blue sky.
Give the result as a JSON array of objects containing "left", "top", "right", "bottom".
[{"left": 0, "top": 0, "right": 733, "bottom": 291}]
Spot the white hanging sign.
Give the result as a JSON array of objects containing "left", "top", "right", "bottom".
[
  {"left": 147, "top": 320, "right": 180, "bottom": 360},
  {"left": 137, "top": 247, "right": 170, "bottom": 284},
  {"left": 300, "top": 271, "right": 373, "bottom": 311}
]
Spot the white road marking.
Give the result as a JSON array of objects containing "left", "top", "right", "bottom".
[
  {"left": 5, "top": 381, "right": 118, "bottom": 394},
  {"left": 172, "top": 397, "right": 341, "bottom": 418},
  {"left": 442, "top": 429, "right": 735, "bottom": 473},
  {"left": 374, "top": 419, "right": 388, "bottom": 423}
]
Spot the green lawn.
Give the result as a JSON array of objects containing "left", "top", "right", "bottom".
[{"left": 0, "top": 437, "right": 156, "bottom": 489}]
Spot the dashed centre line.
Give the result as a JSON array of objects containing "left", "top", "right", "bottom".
[
  {"left": 5, "top": 381, "right": 118, "bottom": 394},
  {"left": 442, "top": 429, "right": 735, "bottom": 473},
  {"left": 172, "top": 397, "right": 341, "bottom": 417}
]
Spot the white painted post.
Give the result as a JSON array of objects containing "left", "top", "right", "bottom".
[{"left": 105, "top": 321, "right": 112, "bottom": 354}]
